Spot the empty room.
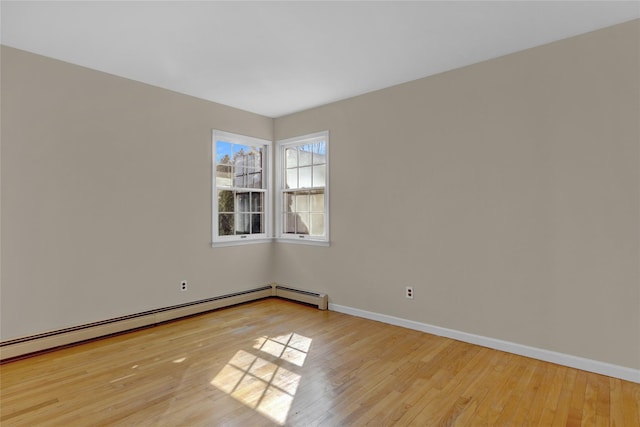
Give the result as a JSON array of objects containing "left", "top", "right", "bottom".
[{"left": 1, "top": 1, "right": 639, "bottom": 425}]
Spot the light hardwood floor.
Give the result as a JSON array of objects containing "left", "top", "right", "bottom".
[{"left": 1, "top": 298, "right": 639, "bottom": 426}]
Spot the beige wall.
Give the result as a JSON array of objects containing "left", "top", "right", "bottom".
[
  {"left": 1, "top": 46, "right": 275, "bottom": 340},
  {"left": 2, "top": 20, "right": 638, "bottom": 370},
  {"left": 273, "top": 20, "right": 640, "bottom": 369}
]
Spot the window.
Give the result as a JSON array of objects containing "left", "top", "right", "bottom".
[
  {"left": 276, "top": 131, "right": 329, "bottom": 245},
  {"left": 212, "top": 130, "right": 271, "bottom": 245}
]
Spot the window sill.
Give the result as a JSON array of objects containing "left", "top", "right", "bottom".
[
  {"left": 211, "top": 238, "right": 330, "bottom": 248},
  {"left": 211, "top": 238, "right": 274, "bottom": 248},
  {"left": 275, "top": 238, "right": 330, "bottom": 247}
]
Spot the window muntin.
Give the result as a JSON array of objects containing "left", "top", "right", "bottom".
[
  {"left": 212, "top": 131, "right": 271, "bottom": 245},
  {"left": 277, "top": 132, "right": 329, "bottom": 244}
]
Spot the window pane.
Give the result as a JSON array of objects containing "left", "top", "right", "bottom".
[
  {"left": 296, "top": 192, "right": 309, "bottom": 212},
  {"left": 251, "top": 192, "right": 263, "bottom": 213},
  {"left": 218, "top": 190, "right": 234, "bottom": 213},
  {"left": 216, "top": 164, "right": 233, "bottom": 187},
  {"left": 310, "top": 191, "right": 324, "bottom": 212},
  {"left": 236, "top": 192, "right": 250, "bottom": 212},
  {"left": 219, "top": 214, "right": 234, "bottom": 236},
  {"left": 235, "top": 213, "right": 250, "bottom": 234},
  {"left": 251, "top": 213, "right": 263, "bottom": 234},
  {"left": 299, "top": 166, "right": 312, "bottom": 188},
  {"left": 312, "top": 164, "right": 325, "bottom": 188},
  {"left": 234, "top": 163, "right": 245, "bottom": 188},
  {"left": 296, "top": 213, "right": 310, "bottom": 234},
  {"left": 247, "top": 169, "right": 262, "bottom": 188},
  {"left": 299, "top": 145, "right": 313, "bottom": 167},
  {"left": 284, "top": 213, "right": 296, "bottom": 234},
  {"left": 234, "top": 171, "right": 245, "bottom": 188},
  {"left": 313, "top": 142, "right": 326, "bottom": 165},
  {"left": 235, "top": 149, "right": 261, "bottom": 171},
  {"left": 233, "top": 144, "right": 251, "bottom": 158},
  {"left": 248, "top": 147, "right": 262, "bottom": 169},
  {"left": 286, "top": 148, "right": 297, "bottom": 168},
  {"left": 216, "top": 141, "right": 234, "bottom": 164},
  {"left": 286, "top": 169, "right": 298, "bottom": 189},
  {"left": 284, "top": 193, "right": 295, "bottom": 213},
  {"left": 233, "top": 145, "right": 260, "bottom": 188},
  {"left": 310, "top": 213, "right": 324, "bottom": 236},
  {"left": 236, "top": 168, "right": 262, "bottom": 189},
  {"left": 216, "top": 141, "right": 233, "bottom": 187}
]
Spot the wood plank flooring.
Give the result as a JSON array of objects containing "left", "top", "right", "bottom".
[{"left": 1, "top": 298, "right": 639, "bottom": 426}]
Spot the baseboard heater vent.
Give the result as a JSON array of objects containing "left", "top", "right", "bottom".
[
  {"left": 1, "top": 284, "right": 326, "bottom": 361},
  {"left": 273, "top": 285, "right": 328, "bottom": 310}
]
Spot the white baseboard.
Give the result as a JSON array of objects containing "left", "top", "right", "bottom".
[
  {"left": 329, "top": 303, "right": 640, "bottom": 384},
  {"left": 1, "top": 284, "right": 329, "bottom": 361},
  {"left": 1, "top": 286, "right": 276, "bottom": 360}
]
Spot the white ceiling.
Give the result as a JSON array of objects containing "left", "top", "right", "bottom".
[{"left": 1, "top": 1, "right": 638, "bottom": 118}]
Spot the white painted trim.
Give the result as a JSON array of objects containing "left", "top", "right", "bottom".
[
  {"left": 274, "top": 238, "right": 330, "bottom": 247},
  {"left": 1, "top": 287, "right": 274, "bottom": 360},
  {"left": 210, "top": 238, "right": 273, "bottom": 248},
  {"left": 328, "top": 303, "right": 640, "bottom": 384},
  {"left": 2, "top": 284, "right": 325, "bottom": 360}
]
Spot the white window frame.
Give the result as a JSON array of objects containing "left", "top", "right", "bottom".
[
  {"left": 276, "top": 131, "right": 330, "bottom": 246},
  {"left": 212, "top": 130, "right": 272, "bottom": 246}
]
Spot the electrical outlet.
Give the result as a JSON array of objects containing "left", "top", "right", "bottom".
[
  {"left": 180, "top": 280, "right": 188, "bottom": 291},
  {"left": 405, "top": 286, "right": 414, "bottom": 299}
]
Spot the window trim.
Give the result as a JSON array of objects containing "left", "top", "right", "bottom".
[
  {"left": 275, "top": 131, "right": 330, "bottom": 246},
  {"left": 211, "top": 130, "right": 272, "bottom": 247}
]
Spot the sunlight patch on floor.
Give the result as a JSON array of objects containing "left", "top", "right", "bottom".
[{"left": 210, "top": 333, "right": 312, "bottom": 425}]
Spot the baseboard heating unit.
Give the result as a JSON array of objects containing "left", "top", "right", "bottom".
[
  {"left": 0, "top": 284, "right": 327, "bottom": 361},
  {"left": 273, "top": 285, "right": 328, "bottom": 310}
]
